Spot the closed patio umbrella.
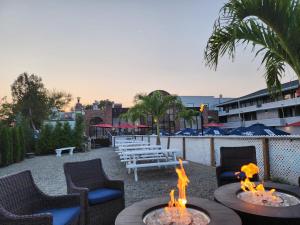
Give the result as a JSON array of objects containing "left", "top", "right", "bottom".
[{"left": 230, "top": 123, "right": 289, "bottom": 136}]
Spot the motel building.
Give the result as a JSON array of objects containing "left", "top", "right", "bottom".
[{"left": 217, "top": 80, "right": 300, "bottom": 135}]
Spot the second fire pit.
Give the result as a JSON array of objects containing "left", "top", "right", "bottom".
[{"left": 214, "top": 182, "right": 300, "bottom": 225}]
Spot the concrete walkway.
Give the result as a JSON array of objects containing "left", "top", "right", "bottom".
[{"left": 0, "top": 147, "right": 217, "bottom": 206}]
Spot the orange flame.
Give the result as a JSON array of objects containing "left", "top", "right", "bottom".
[
  {"left": 238, "top": 163, "right": 277, "bottom": 199},
  {"left": 167, "top": 159, "right": 189, "bottom": 209}
]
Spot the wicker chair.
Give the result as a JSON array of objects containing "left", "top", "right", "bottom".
[
  {"left": 64, "top": 159, "right": 125, "bottom": 225},
  {"left": 216, "top": 146, "right": 259, "bottom": 187},
  {"left": 0, "top": 170, "right": 81, "bottom": 225}
]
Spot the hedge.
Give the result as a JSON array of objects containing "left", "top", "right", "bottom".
[
  {"left": 0, "top": 125, "right": 27, "bottom": 167},
  {"left": 36, "top": 115, "right": 85, "bottom": 155}
]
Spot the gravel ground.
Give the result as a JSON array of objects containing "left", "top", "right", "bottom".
[{"left": 0, "top": 147, "right": 217, "bottom": 206}]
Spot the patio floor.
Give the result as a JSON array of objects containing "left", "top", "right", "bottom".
[{"left": 0, "top": 147, "right": 217, "bottom": 206}]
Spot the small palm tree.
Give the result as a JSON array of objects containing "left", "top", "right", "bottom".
[
  {"left": 120, "top": 106, "right": 143, "bottom": 124},
  {"left": 205, "top": 0, "right": 300, "bottom": 92},
  {"left": 130, "top": 91, "right": 184, "bottom": 144},
  {"left": 178, "top": 109, "right": 197, "bottom": 129}
]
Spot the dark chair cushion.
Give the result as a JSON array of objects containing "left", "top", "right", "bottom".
[
  {"left": 219, "top": 171, "right": 246, "bottom": 181},
  {"left": 36, "top": 206, "right": 80, "bottom": 225},
  {"left": 88, "top": 188, "right": 123, "bottom": 205}
]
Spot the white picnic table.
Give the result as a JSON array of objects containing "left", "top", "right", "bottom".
[
  {"left": 122, "top": 149, "right": 185, "bottom": 181},
  {"left": 117, "top": 145, "right": 161, "bottom": 155}
]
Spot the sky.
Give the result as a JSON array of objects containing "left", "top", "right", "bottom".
[{"left": 0, "top": 0, "right": 297, "bottom": 107}]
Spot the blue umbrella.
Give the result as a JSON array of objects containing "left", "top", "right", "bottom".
[
  {"left": 231, "top": 123, "right": 289, "bottom": 136},
  {"left": 228, "top": 126, "right": 248, "bottom": 135},
  {"left": 175, "top": 128, "right": 197, "bottom": 136},
  {"left": 159, "top": 130, "right": 170, "bottom": 136},
  {"left": 203, "top": 127, "right": 226, "bottom": 135}
]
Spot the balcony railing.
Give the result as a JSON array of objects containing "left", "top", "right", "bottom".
[{"left": 219, "top": 97, "right": 300, "bottom": 116}]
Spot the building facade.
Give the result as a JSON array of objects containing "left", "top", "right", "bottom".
[{"left": 217, "top": 80, "right": 300, "bottom": 134}]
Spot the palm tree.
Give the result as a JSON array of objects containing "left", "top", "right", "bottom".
[
  {"left": 131, "top": 91, "right": 184, "bottom": 144},
  {"left": 178, "top": 109, "right": 197, "bottom": 129},
  {"left": 205, "top": 0, "right": 300, "bottom": 93},
  {"left": 120, "top": 106, "right": 143, "bottom": 124}
]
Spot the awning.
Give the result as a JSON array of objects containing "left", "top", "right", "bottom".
[
  {"left": 114, "top": 123, "right": 136, "bottom": 129},
  {"left": 286, "top": 121, "right": 300, "bottom": 127},
  {"left": 204, "top": 123, "right": 224, "bottom": 127},
  {"left": 91, "top": 123, "right": 113, "bottom": 128},
  {"left": 136, "top": 124, "right": 149, "bottom": 128}
]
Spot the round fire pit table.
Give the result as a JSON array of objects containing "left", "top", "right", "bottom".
[
  {"left": 115, "top": 197, "right": 241, "bottom": 225},
  {"left": 214, "top": 182, "right": 300, "bottom": 225}
]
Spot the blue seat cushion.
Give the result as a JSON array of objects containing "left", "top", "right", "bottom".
[
  {"left": 35, "top": 206, "right": 80, "bottom": 225},
  {"left": 88, "top": 188, "right": 123, "bottom": 205},
  {"left": 220, "top": 171, "right": 246, "bottom": 180}
]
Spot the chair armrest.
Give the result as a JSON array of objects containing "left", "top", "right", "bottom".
[
  {"left": 104, "top": 180, "right": 124, "bottom": 193},
  {"left": 215, "top": 166, "right": 224, "bottom": 177},
  {"left": 0, "top": 207, "right": 52, "bottom": 225},
  {"left": 40, "top": 193, "right": 81, "bottom": 209}
]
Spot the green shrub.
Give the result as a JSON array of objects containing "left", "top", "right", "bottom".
[
  {"left": 36, "top": 124, "right": 53, "bottom": 154},
  {"left": 62, "top": 122, "right": 73, "bottom": 147},
  {"left": 73, "top": 114, "right": 85, "bottom": 149},
  {"left": 12, "top": 127, "right": 22, "bottom": 162},
  {"left": 18, "top": 126, "right": 26, "bottom": 160},
  {"left": 51, "top": 122, "right": 64, "bottom": 149},
  {"left": 0, "top": 127, "right": 12, "bottom": 166}
]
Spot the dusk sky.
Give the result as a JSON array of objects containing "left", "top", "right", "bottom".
[{"left": 0, "top": 0, "right": 297, "bottom": 107}]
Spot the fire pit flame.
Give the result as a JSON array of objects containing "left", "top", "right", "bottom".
[
  {"left": 167, "top": 159, "right": 189, "bottom": 209},
  {"left": 236, "top": 163, "right": 299, "bottom": 207},
  {"left": 144, "top": 159, "right": 210, "bottom": 225}
]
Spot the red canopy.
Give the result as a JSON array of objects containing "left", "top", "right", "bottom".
[
  {"left": 136, "top": 124, "right": 149, "bottom": 128},
  {"left": 204, "top": 123, "right": 224, "bottom": 128},
  {"left": 286, "top": 121, "right": 300, "bottom": 127},
  {"left": 92, "top": 123, "right": 113, "bottom": 128},
  {"left": 114, "top": 123, "right": 136, "bottom": 129}
]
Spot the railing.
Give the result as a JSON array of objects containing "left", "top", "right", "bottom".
[
  {"left": 219, "top": 97, "right": 300, "bottom": 116},
  {"left": 112, "top": 135, "right": 300, "bottom": 185}
]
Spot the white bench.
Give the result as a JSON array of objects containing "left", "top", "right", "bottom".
[
  {"left": 127, "top": 160, "right": 188, "bottom": 182},
  {"left": 55, "top": 147, "right": 75, "bottom": 157}
]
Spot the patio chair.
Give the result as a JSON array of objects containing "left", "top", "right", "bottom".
[
  {"left": 216, "top": 146, "right": 259, "bottom": 187},
  {"left": 0, "top": 170, "right": 81, "bottom": 225},
  {"left": 64, "top": 159, "right": 125, "bottom": 225}
]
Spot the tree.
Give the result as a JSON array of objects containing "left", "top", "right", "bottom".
[
  {"left": 178, "top": 109, "right": 197, "bottom": 129},
  {"left": 0, "top": 126, "right": 12, "bottom": 165},
  {"left": 130, "top": 91, "right": 183, "bottom": 144},
  {"left": 11, "top": 73, "right": 49, "bottom": 129},
  {"left": 73, "top": 114, "right": 85, "bottom": 149},
  {"left": 51, "top": 122, "right": 64, "bottom": 149},
  {"left": 0, "top": 97, "right": 14, "bottom": 124},
  {"left": 36, "top": 124, "right": 53, "bottom": 154},
  {"left": 62, "top": 122, "right": 73, "bottom": 147},
  {"left": 120, "top": 106, "right": 143, "bottom": 124},
  {"left": 48, "top": 90, "right": 72, "bottom": 111},
  {"left": 11, "top": 127, "right": 22, "bottom": 162},
  {"left": 204, "top": 0, "right": 300, "bottom": 93}
]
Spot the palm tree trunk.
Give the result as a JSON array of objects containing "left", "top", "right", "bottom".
[{"left": 156, "top": 122, "right": 161, "bottom": 145}]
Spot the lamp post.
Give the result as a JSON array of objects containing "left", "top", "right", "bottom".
[{"left": 199, "top": 104, "right": 205, "bottom": 136}]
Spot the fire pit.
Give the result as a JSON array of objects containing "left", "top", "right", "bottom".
[
  {"left": 115, "top": 197, "right": 241, "bottom": 225},
  {"left": 116, "top": 160, "right": 241, "bottom": 225},
  {"left": 214, "top": 163, "right": 300, "bottom": 225}
]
